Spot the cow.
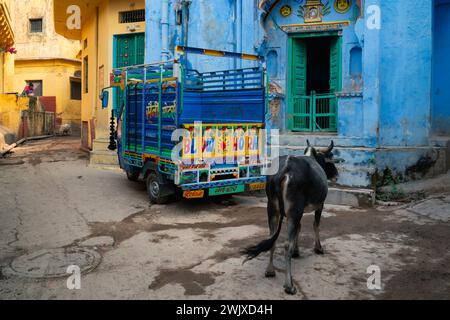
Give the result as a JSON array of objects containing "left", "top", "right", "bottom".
[
  {"left": 58, "top": 124, "right": 72, "bottom": 136},
  {"left": 242, "top": 140, "right": 339, "bottom": 295}
]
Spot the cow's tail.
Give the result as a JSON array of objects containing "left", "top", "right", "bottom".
[{"left": 242, "top": 213, "right": 284, "bottom": 264}]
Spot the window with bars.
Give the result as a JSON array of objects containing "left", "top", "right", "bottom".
[
  {"left": 29, "top": 18, "right": 43, "bottom": 33},
  {"left": 70, "top": 80, "right": 81, "bottom": 100},
  {"left": 119, "top": 9, "right": 145, "bottom": 23}
]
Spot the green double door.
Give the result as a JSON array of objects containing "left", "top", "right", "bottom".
[
  {"left": 288, "top": 34, "right": 341, "bottom": 132},
  {"left": 114, "top": 33, "right": 145, "bottom": 111}
]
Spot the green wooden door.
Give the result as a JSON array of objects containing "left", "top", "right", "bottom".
[
  {"left": 288, "top": 38, "right": 311, "bottom": 131},
  {"left": 114, "top": 33, "right": 145, "bottom": 111}
]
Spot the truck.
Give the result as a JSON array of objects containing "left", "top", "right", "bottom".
[{"left": 101, "top": 46, "right": 269, "bottom": 204}]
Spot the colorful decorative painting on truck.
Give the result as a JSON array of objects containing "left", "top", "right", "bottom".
[
  {"left": 145, "top": 101, "right": 177, "bottom": 121},
  {"left": 181, "top": 124, "right": 265, "bottom": 165}
]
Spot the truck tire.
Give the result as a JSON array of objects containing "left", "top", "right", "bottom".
[
  {"left": 146, "top": 173, "right": 170, "bottom": 204},
  {"left": 126, "top": 171, "right": 140, "bottom": 182}
]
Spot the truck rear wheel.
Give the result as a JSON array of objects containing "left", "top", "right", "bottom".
[{"left": 146, "top": 173, "right": 170, "bottom": 204}]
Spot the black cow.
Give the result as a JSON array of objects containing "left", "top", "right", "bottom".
[{"left": 243, "top": 140, "right": 339, "bottom": 295}]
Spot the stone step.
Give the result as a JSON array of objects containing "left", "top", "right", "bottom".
[
  {"left": 90, "top": 150, "right": 119, "bottom": 166},
  {"left": 274, "top": 134, "right": 372, "bottom": 149},
  {"left": 274, "top": 141, "right": 450, "bottom": 187},
  {"left": 251, "top": 186, "right": 375, "bottom": 207},
  {"left": 89, "top": 163, "right": 122, "bottom": 171},
  {"left": 326, "top": 187, "right": 375, "bottom": 207},
  {"left": 92, "top": 138, "right": 112, "bottom": 151}
]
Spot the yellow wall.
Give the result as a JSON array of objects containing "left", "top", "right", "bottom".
[
  {"left": 6, "top": 0, "right": 82, "bottom": 128},
  {"left": 12, "top": 0, "right": 80, "bottom": 61},
  {"left": 79, "top": 0, "right": 145, "bottom": 149},
  {"left": 0, "top": 94, "right": 29, "bottom": 136},
  {"left": 13, "top": 59, "right": 81, "bottom": 126}
]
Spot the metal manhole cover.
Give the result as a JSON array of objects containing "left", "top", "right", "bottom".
[{"left": 4, "top": 247, "right": 101, "bottom": 279}]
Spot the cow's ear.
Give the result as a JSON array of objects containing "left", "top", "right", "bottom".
[{"left": 307, "top": 140, "right": 311, "bottom": 147}]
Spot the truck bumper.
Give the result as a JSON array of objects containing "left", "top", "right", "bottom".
[{"left": 181, "top": 176, "right": 267, "bottom": 199}]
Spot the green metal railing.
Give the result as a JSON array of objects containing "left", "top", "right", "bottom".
[{"left": 291, "top": 91, "right": 337, "bottom": 132}]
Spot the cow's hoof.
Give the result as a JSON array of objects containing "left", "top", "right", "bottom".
[
  {"left": 265, "top": 270, "right": 276, "bottom": 278},
  {"left": 314, "top": 247, "right": 324, "bottom": 255},
  {"left": 284, "top": 285, "right": 297, "bottom": 295},
  {"left": 292, "top": 251, "right": 300, "bottom": 259}
]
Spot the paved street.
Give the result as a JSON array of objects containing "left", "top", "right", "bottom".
[{"left": 0, "top": 137, "right": 449, "bottom": 299}]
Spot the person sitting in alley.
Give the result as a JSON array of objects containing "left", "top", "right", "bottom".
[{"left": 22, "top": 82, "right": 34, "bottom": 96}]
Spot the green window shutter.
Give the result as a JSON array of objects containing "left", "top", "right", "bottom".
[
  {"left": 327, "top": 36, "right": 341, "bottom": 132},
  {"left": 329, "top": 37, "right": 342, "bottom": 93},
  {"left": 292, "top": 39, "right": 307, "bottom": 96},
  {"left": 288, "top": 38, "right": 308, "bottom": 131}
]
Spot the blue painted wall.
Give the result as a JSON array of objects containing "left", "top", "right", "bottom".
[
  {"left": 145, "top": 0, "right": 260, "bottom": 73},
  {"left": 378, "top": 1, "right": 433, "bottom": 147},
  {"left": 433, "top": 0, "right": 450, "bottom": 135}
]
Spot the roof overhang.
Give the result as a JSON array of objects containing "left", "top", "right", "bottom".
[
  {"left": 53, "top": 0, "right": 101, "bottom": 40},
  {"left": 0, "top": 1, "right": 15, "bottom": 47}
]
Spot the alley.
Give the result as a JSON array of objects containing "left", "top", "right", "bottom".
[{"left": 0, "top": 137, "right": 449, "bottom": 299}]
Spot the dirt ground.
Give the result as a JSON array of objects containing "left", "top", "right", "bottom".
[{"left": 0, "top": 137, "right": 449, "bottom": 300}]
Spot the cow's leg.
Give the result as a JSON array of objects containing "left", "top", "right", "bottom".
[
  {"left": 313, "top": 204, "right": 324, "bottom": 255},
  {"left": 284, "top": 211, "right": 302, "bottom": 295},
  {"left": 282, "top": 177, "right": 304, "bottom": 294},
  {"left": 265, "top": 197, "right": 280, "bottom": 278},
  {"left": 292, "top": 223, "right": 301, "bottom": 258}
]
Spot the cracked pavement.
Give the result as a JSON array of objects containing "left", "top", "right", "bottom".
[{"left": 0, "top": 137, "right": 450, "bottom": 299}]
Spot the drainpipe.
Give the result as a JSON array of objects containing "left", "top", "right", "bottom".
[
  {"left": 236, "top": 0, "right": 242, "bottom": 69},
  {"left": 182, "top": 0, "right": 190, "bottom": 46},
  {"left": 181, "top": 0, "right": 191, "bottom": 65},
  {"left": 161, "top": 0, "right": 170, "bottom": 61}
]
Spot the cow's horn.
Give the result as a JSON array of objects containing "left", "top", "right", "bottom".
[
  {"left": 320, "top": 141, "right": 334, "bottom": 154},
  {"left": 307, "top": 140, "right": 311, "bottom": 147}
]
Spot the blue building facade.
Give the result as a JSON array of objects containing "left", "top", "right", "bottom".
[{"left": 145, "top": 0, "right": 450, "bottom": 188}]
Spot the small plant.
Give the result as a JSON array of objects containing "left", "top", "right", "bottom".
[
  {"left": 376, "top": 185, "right": 406, "bottom": 202},
  {"left": 0, "top": 43, "right": 17, "bottom": 54},
  {"left": 375, "top": 167, "right": 408, "bottom": 202}
]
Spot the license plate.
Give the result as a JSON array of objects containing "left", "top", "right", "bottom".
[
  {"left": 209, "top": 184, "right": 245, "bottom": 196},
  {"left": 183, "top": 190, "right": 205, "bottom": 199},
  {"left": 248, "top": 182, "right": 266, "bottom": 191}
]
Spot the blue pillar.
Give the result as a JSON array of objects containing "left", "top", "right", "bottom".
[
  {"left": 378, "top": 0, "right": 433, "bottom": 147},
  {"left": 432, "top": 0, "right": 450, "bottom": 135},
  {"left": 361, "top": 0, "right": 382, "bottom": 147}
]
